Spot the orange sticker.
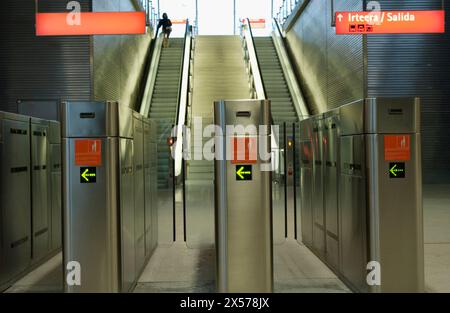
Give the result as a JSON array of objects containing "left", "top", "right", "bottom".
[
  {"left": 384, "top": 135, "right": 410, "bottom": 161},
  {"left": 232, "top": 137, "right": 257, "bottom": 164},
  {"left": 75, "top": 140, "right": 102, "bottom": 166}
]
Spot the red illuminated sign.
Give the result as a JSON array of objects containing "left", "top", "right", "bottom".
[
  {"left": 384, "top": 135, "right": 411, "bottom": 161},
  {"left": 336, "top": 10, "right": 445, "bottom": 35},
  {"left": 36, "top": 12, "right": 146, "bottom": 36},
  {"left": 232, "top": 137, "right": 257, "bottom": 164},
  {"left": 171, "top": 19, "right": 187, "bottom": 24},
  {"left": 75, "top": 139, "right": 102, "bottom": 166}
]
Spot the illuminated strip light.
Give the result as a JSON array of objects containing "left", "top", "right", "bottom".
[
  {"left": 171, "top": 19, "right": 187, "bottom": 24},
  {"left": 36, "top": 12, "right": 146, "bottom": 36},
  {"left": 336, "top": 10, "right": 445, "bottom": 35}
]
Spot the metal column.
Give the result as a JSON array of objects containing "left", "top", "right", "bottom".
[
  {"left": 62, "top": 101, "right": 133, "bottom": 293},
  {"left": 214, "top": 99, "right": 273, "bottom": 293}
]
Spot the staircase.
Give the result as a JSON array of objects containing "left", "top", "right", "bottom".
[
  {"left": 188, "top": 36, "right": 251, "bottom": 181},
  {"left": 149, "top": 38, "right": 184, "bottom": 189}
]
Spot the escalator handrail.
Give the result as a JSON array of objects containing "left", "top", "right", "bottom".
[
  {"left": 243, "top": 18, "right": 266, "bottom": 100},
  {"left": 272, "top": 17, "right": 310, "bottom": 119},
  {"left": 174, "top": 21, "right": 192, "bottom": 177},
  {"left": 137, "top": 25, "right": 160, "bottom": 115},
  {"left": 243, "top": 19, "right": 279, "bottom": 162},
  {"left": 139, "top": 31, "right": 164, "bottom": 117}
]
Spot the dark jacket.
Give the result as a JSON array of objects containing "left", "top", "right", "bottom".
[{"left": 157, "top": 18, "right": 172, "bottom": 32}]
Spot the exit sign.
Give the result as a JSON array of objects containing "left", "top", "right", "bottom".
[{"left": 336, "top": 10, "right": 445, "bottom": 35}]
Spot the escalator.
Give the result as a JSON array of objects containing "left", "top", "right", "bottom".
[{"left": 148, "top": 38, "right": 185, "bottom": 189}]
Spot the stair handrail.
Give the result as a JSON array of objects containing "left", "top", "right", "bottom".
[
  {"left": 272, "top": 17, "right": 310, "bottom": 119},
  {"left": 174, "top": 20, "right": 193, "bottom": 177}
]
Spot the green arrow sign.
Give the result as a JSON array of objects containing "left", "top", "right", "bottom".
[
  {"left": 80, "top": 167, "right": 97, "bottom": 183},
  {"left": 236, "top": 165, "right": 252, "bottom": 181},
  {"left": 389, "top": 163, "right": 405, "bottom": 178}
]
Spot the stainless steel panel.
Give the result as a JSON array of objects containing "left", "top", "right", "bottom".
[
  {"left": 366, "top": 133, "right": 424, "bottom": 292},
  {"left": 299, "top": 118, "right": 313, "bottom": 246},
  {"left": 366, "top": 0, "right": 450, "bottom": 183},
  {"left": 0, "top": 114, "right": 31, "bottom": 286},
  {"left": 339, "top": 135, "right": 368, "bottom": 292},
  {"left": 120, "top": 138, "right": 135, "bottom": 292},
  {"left": 150, "top": 121, "right": 158, "bottom": 251},
  {"left": 312, "top": 116, "right": 325, "bottom": 255},
  {"left": 50, "top": 143, "right": 62, "bottom": 251},
  {"left": 0, "top": 1, "right": 91, "bottom": 113},
  {"left": 133, "top": 114, "right": 145, "bottom": 275},
  {"left": 143, "top": 119, "right": 152, "bottom": 257},
  {"left": 61, "top": 101, "right": 119, "bottom": 138},
  {"left": 214, "top": 100, "right": 273, "bottom": 293},
  {"left": 49, "top": 121, "right": 62, "bottom": 251},
  {"left": 63, "top": 137, "right": 120, "bottom": 292},
  {"left": 143, "top": 118, "right": 158, "bottom": 256},
  {"left": 31, "top": 119, "right": 51, "bottom": 262},
  {"left": 323, "top": 111, "right": 339, "bottom": 269}
]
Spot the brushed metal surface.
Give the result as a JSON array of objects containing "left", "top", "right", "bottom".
[
  {"left": 0, "top": 114, "right": 32, "bottom": 286},
  {"left": 133, "top": 114, "right": 146, "bottom": 276},
  {"left": 299, "top": 118, "right": 313, "bottom": 246},
  {"left": 0, "top": 0, "right": 91, "bottom": 113},
  {"left": 214, "top": 100, "right": 273, "bottom": 293},
  {"left": 366, "top": 0, "right": 450, "bottom": 183},
  {"left": 339, "top": 134, "right": 368, "bottom": 292},
  {"left": 30, "top": 119, "right": 51, "bottom": 262},
  {"left": 323, "top": 110, "right": 339, "bottom": 270},
  {"left": 120, "top": 138, "right": 135, "bottom": 293},
  {"left": 49, "top": 121, "right": 62, "bottom": 252},
  {"left": 311, "top": 115, "right": 325, "bottom": 256},
  {"left": 63, "top": 137, "right": 120, "bottom": 293}
]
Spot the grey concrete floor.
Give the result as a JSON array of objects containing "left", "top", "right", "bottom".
[
  {"left": 135, "top": 239, "right": 349, "bottom": 293},
  {"left": 5, "top": 184, "right": 450, "bottom": 293}
]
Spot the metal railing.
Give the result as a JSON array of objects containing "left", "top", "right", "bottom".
[
  {"left": 241, "top": 19, "right": 266, "bottom": 100},
  {"left": 174, "top": 21, "right": 194, "bottom": 177},
  {"left": 139, "top": 0, "right": 159, "bottom": 31},
  {"left": 274, "top": 0, "right": 302, "bottom": 25}
]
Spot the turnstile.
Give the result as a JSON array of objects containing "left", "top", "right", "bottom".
[
  {"left": 214, "top": 99, "right": 273, "bottom": 293},
  {"left": 299, "top": 97, "right": 424, "bottom": 293},
  {"left": 0, "top": 112, "right": 32, "bottom": 287},
  {"left": 62, "top": 101, "right": 133, "bottom": 292},
  {"left": 339, "top": 98, "right": 424, "bottom": 292}
]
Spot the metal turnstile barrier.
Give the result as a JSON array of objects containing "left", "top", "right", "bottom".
[
  {"left": 214, "top": 99, "right": 273, "bottom": 293},
  {"left": 339, "top": 98, "right": 423, "bottom": 292},
  {"left": 62, "top": 101, "right": 158, "bottom": 292},
  {"left": 0, "top": 112, "right": 32, "bottom": 288},
  {"left": 0, "top": 111, "right": 61, "bottom": 291},
  {"left": 299, "top": 97, "right": 424, "bottom": 292}
]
